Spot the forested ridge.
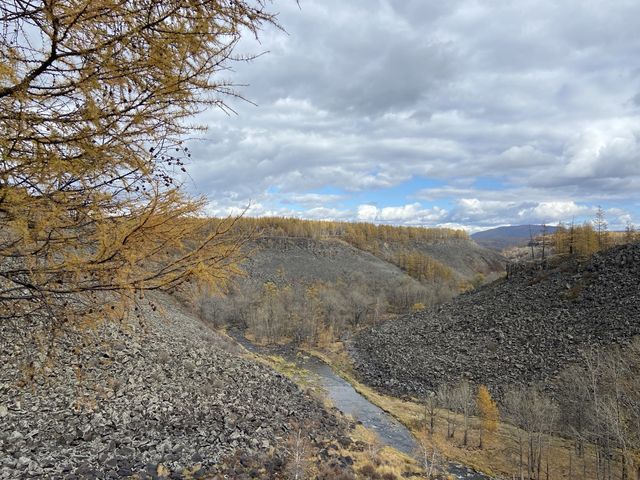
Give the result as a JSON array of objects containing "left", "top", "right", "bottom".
[
  {"left": 234, "top": 217, "right": 468, "bottom": 243},
  {"left": 197, "top": 217, "right": 504, "bottom": 346}
]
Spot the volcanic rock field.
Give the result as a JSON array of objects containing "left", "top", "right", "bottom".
[
  {"left": 352, "top": 243, "right": 640, "bottom": 398},
  {"left": 0, "top": 293, "right": 346, "bottom": 479}
]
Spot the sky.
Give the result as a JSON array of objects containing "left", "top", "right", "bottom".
[{"left": 185, "top": 0, "right": 640, "bottom": 233}]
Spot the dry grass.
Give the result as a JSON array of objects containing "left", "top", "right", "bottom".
[
  {"left": 229, "top": 338, "right": 431, "bottom": 478},
  {"left": 345, "top": 424, "right": 426, "bottom": 479},
  {"left": 224, "top": 332, "right": 608, "bottom": 478}
]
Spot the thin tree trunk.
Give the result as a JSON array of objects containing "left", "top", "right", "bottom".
[
  {"left": 528, "top": 436, "right": 534, "bottom": 480},
  {"left": 519, "top": 437, "right": 524, "bottom": 480},
  {"left": 569, "top": 449, "right": 572, "bottom": 479},
  {"left": 537, "top": 436, "right": 542, "bottom": 480},
  {"left": 545, "top": 446, "right": 549, "bottom": 480}
]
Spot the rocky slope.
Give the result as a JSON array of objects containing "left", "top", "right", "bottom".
[
  {"left": 376, "top": 237, "right": 505, "bottom": 279},
  {"left": 242, "top": 235, "right": 505, "bottom": 290},
  {"left": 0, "top": 293, "right": 348, "bottom": 479},
  {"left": 244, "top": 236, "right": 417, "bottom": 285},
  {"left": 351, "top": 243, "right": 640, "bottom": 398}
]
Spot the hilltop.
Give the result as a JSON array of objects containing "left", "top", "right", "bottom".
[
  {"left": 351, "top": 243, "right": 640, "bottom": 397},
  {"left": 471, "top": 225, "right": 558, "bottom": 251}
]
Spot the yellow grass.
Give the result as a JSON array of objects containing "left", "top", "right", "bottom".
[
  {"left": 225, "top": 334, "right": 430, "bottom": 478},
  {"left": 345, "top": 424, "right": 426, "bottom": 479}
]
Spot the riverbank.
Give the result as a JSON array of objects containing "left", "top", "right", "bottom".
[
  {"left": 303, "top": 343, "right": 499, "bottom": 477},
  {"left": 305, "top": 342, "right": 606, "bottom": 480},
  {"left": 228, "top": 331, "right": 430, "bottom": 479},
  {"left": 228, "top": 329, "right": 492, "bottom": 479}
]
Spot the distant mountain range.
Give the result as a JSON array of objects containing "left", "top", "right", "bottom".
[{"left": 471, "top": 224, "right": 558, "bottom": 251}]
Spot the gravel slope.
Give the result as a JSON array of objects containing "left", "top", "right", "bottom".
[
  {"left": 352, "top": 243, "right": 640, "bottom": 398},
  {"left": 244, "top": 236, "right": 418, "bottom": 285},
  {"left": 244, "top": 236, "right": 505, "bottom": 285},
  {"left": 0, "top": 293, "right": 346, "bottom": 479}
]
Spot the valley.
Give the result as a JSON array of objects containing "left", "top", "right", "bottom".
[
  {"left": 2, "top": 217, "right": 640, "bottom": 479},
  {"left": 208, "top": 220, "right": 640, "bottom": 479},
  {"left": 2, "top": 216, "right": 639, "bottom": 479},
  {"left": 3, "top": 2, "right": 640, "bottom": 479}
]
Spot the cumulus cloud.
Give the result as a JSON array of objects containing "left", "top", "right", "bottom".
[
  {"left": 562, "top": 120, "right": 640, "bottom": 180},
  {"left": 356, "top": 203, "right": 448, "bottom": 225},
  {"left": 450, "top": 199, "right": 595, "bottom": 227},
  {"left": 185, "top": 0, "right": 640, "bottom": 230}
]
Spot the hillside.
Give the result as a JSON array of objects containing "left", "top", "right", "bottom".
[
  {"left": 242, "top": 234, "right": 504, "bottom": 287},
  {"left": 471, "top": 225, "right": 557, "bottom": 251},
  {"left": 236, "top": 218, "right": 506, "bottom": 285},
  {"left": 351, "top": 243, "right": 640, "bottom": 398},
  {"left": 199, "top": 225, "right": 506, "bottom": 346},
  {"left": 243, "top": 236, "right": 415, "bottom": 285},
  {"left": 374, "top": 237, "right": 505, "bottom": 280},
  {"left": 0, "top": 293, "right": 347, "bottom": 479}
]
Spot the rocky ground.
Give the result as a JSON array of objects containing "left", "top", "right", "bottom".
[
  {"left": 244, "top": 235, "right": 505, "bottom": 287},
  {"left": 243, "top": 236, "right": 422, "bottom": 289},
  {"left": 0, "top": 293, "right": 349, "bottom": 479},
  {"left": 351, "top": 243, "right": 640, "bottom": 398},
  {"left": 380, "top": 237, "right": 506, "bottom": 280}
]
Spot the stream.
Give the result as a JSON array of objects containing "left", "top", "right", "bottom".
[{"left": 230, "top": 332, "right": 492, "bottom": 479}]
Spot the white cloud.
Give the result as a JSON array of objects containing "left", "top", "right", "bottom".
[
  {"left": 451, "top": 198, "right": 594, "bottom": 227},
  {"left": 284, "top": 193, "right": 345, "bottom": 206},
  {"left": 357, "top": 204, "right": 379, "bottom": 222},
  {"left": 562, "top": 120, "right": 640, "bottom": 179},
  {"left": 182, "top": 0, "right": 640, "bottom": 229},
  {"left": 356, "top": 203, "right": 448, "bottom": 225},
  {"left": 528, "top": 201, "right": 592, "bottom": 221}
]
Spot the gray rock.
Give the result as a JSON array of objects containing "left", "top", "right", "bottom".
[
  {"left": 0, "top": 291, "right": 345, "bottom": 479},
  {"left": 352, "top": 243, "right": 640, "bottom": 397}
]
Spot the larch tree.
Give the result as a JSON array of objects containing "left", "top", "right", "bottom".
[
  {"left": 540, "top": 223, "right": 548, "bottom": 260},
  {"left": 422, "top": 391, "right": 439, "bottom": 436},
  {"left": 476, "top": 384, "right": 499, "bottom": 449},
  {"left": 594, "top": 206, "right": 609, "bottom": 250},
  {"left": 1, "top": 1, "right": 276, "bottom": 349}
]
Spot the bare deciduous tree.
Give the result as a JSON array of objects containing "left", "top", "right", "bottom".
[{"left": 503, "top": 386, "right": 557, "bottom": 480}]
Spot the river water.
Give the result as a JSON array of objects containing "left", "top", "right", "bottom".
[{"left": 231, "top": 332, "right": 491, "bottom": 479}]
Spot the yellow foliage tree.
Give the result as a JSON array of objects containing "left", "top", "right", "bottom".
[
  {"left": 553, "top": 221, "right": 601, "bottom": 257},
  {"left": 0, "top": 1, "right": 275, "bottom": 349},
  {"left": 395, "top": 250, "right": 455, "bottom": 284},
  {"left": 477, "top": 385, "right": 499, "bottom": 449}
]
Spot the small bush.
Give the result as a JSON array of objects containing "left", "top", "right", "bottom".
[
  {"left": 358, "top": 463, "right": 381, "bottom": 480},
  {"left": 316, "top": 462, "right": 356, "bottom": 480}
]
